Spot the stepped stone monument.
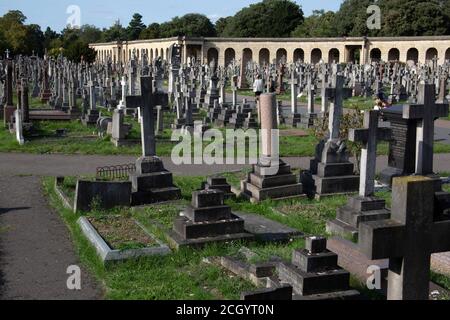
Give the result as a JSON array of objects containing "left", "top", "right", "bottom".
[
  {"left": 277, "top": 237, "right": 359, "bottom": 300},
  {"left": 358, "top": 176, "right": 450, "bottom": 300},
  {"left": 129, "top": 76, "right": 181, "bottom": 205},
  {"left": 167, "top": 189, "right": 253, "bottom": 249},
  {"left": 327, "top": 110, "right": 391, "bottom": 240},
  {"left": 304, "top": 73, "right": 359, "bottom": 198},
  {"left": 201, "top": 176, "right": 235, "bottom": 199},
  {"left": 241, "top": 93, "right": 303, "bottom": 202}
]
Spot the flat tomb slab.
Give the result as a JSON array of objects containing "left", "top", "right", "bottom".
[
  {"left": 166, "top": 229, "right": 254, "bottom": 250},
  {"left": 234, "top": 212, "right": 303, "bottom": 242},
  {"left": 78, "top": 216, "right": 170, "bottom": 264}
]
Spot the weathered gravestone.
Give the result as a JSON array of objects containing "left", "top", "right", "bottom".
[
  {"left": 167, "top": 189, "right": 253, "bottom": 249},
  {"left": 129, "top": 76, "right": 181, "bottom": 205},
  {"left": 304, "top": 73, "right": 359, "bottom": 198},
  {"left": 358, "top": 176, "right": 450, "bottom": 300},
  {"left": 201, "top": 176, "right": 235, "bottom": 199},
  {"left": 276, "top": 237, "right": 359, "bottom": 300},
  {"left": 241, "top": 93, "right": 303, "bottom": 202},
  {"left": 327, "top": 110, "right": 391, "bottom": 240},
  {"left": 380, "top": 83, "right": 448, "bottom": 185},
  {"left": 3, "top": 60, "right": 15, "bottom": 126},
  {"left": 110, "top": 109, "right": 132, "bottom": 147}
]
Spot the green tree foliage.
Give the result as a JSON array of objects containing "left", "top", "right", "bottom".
[
  {"left": 159, "top": 14, "right": 216, "bottom": 37},
  {"left": 78, "top": 25, "right": 103, "bottom": 44},
  {"left": 63, "top": 40, "right": 97, "bottom": 63},
  {"left": 221, "top": 0, "right": 304, "bottom": 37},
  {"left": 102, "top": 20, "right": 128, "bottom": 42},
  {"left": 378, "top": 0, "right": 450, "bottom": 36},
  {"left": 333, "top": 0, "right": 374, "bottom": 36},
  {"left": 333, "top": 0, "right": 450, "bottom": 37},
  {"left": 127, "top": 13, "right": 146, "bottom": 40},
  {"left": 44, "top": 27, "right": 58, "bottom": 49},
  {"left": 291, "top": 10, "right": 337, "bottom": 37},
  {"left": 215, "top": 17, "right": 232, "bottom": 37},
  {"left": 0, "top": 10, "right": 44, "bottom": 55},
  {"left": 140, "top": 23, "right": 161, "bottom": 39}
]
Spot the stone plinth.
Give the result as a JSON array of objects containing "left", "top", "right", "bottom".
[
  {"left": 201, "top": 176, "right": 235, "bottom": 199},
  {"left": 277, "top": 237, "right": 359, "bottom": 300},
  {"left": 241, "top": 160, "right": 303, "bottom": 202},
  {"left": 327, "top": 196, "right": 390, "bottom": 241},
  {"left": 305, "top": 140, "right": 359, "bottom": 198},
  {"left": 82, "top": 109, "right": 100, "bottom": 126},
  {"left": 166, "top": 189, "right": 253, "bottom": 249},
  {"left": 129, "top": 156, "right": 181, "bottom": 206}
]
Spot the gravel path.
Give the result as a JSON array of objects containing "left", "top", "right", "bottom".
[
  {"left": 0, "top": 175, "right": 102, "bottom": 300},
  {"left": 1, "top": 152, "right": 450, "bottom": 177}
]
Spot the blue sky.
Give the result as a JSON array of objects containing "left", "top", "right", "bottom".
[{"left": 0, "top": 0, "right": 343, "bottom": 32}]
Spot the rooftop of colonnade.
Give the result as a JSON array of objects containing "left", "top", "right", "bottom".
[{"left": 89, "top": 35, "right": 450, "bottom": 47}]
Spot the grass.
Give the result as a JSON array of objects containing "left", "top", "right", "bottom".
[
  {"left": 47, "top": 171, "right": 450, "bottom": 300},
  {"left": 3, "top": 113, "right": 450, "bottom": 157}
]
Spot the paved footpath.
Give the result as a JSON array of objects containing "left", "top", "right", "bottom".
[
  {"left": 0, "top": 175, "right": 102, "bottom": 299},
  {"left": 1, "top": 152, "right": 450, "bottom": 177}
]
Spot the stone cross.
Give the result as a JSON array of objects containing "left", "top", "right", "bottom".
[
  {"left": 231, "top": 75, "right": 238, "bottom": 107},
  {"left": 349, "top": 110, "right": 391, "bottom": 197},
  {"left": 325, "top": 74, "right": 345, "bottom": 140},
  {"left": 155, "top": 105, "right": 164, "bottom": 134},
  {"left": 88, "top": 80, "right": 96, "bottom": 110},
  {"left": 289, "top": 67, "right": 298, "bottom": 114},
  {"left": 21, "top": 78, "right": 30, "bottom": 123},
  {"left": 5, "top": 49, "right": 10, "bottom": 59},
  {"left": 402, "top": 83, "right": 449, "bottom": 175},
  {"left": 359, "top": 176, "right": 450, "bottom": 300},
  {"left": 321, "top": 71, "right": 330, "bottom": 113},
  {"left": 5, "top": 61, "right": 13, "bottom": 106},
  {"left": 306, "top": 75, "right": 315, "bottom": 114},
  {"left": 118, "top": 76, "right": 127, "bottom": 109},
  {"left": 139, "top": 76, "right": 156, "bottom": 157},
  {"left": 15, "top": 109, "right": 24, "bottom": 145}
]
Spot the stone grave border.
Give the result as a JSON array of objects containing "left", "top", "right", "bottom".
[
  {"left": 54, "top": 177, "right": 75, "bottom": 211},
  {"left": 78, "top": 216, "right": 171, "bottom": 264}
]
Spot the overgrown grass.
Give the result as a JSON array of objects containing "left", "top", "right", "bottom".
[{"left": 46, "top": 170, "right": 450, "bottom": 300}]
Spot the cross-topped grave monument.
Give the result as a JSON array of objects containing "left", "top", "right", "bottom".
[
  {"left": 305, "top": 71, "right": 359, "bottom": 198},
  {"left": 128, "top": 76, "right": 181, "bottom": 206},
  {"left": 327, "top": 110, "right": 392, "bottom": 239},
  {"left": 358, "top": 176, "right": 450, "bottom": 300}
]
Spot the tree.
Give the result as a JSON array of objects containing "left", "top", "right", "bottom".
[
  {"left": 127, "top": 13, "right": 146, "bottom": 40},
  {"left": 159, "top": 14, "right": 216, "bottom": 37},
  {"left": 379, "top": 0, "right": 450, "bottom": 36},
  {"left": 44, "top": 27, "right": 59, "bottom": 49},
  {"left": 291, "top": 10, "right": 337, "bottom": 37},
  {"left": 0, "top": 10, "right": 29, "bottom": 55},
  {"left": 333, "top": 0, "right": 450, "bottom": 37},
  {"left": 64, "top": 40, "right": 96, "bottom": 63},
  {"left": 140, "top": 23, "right": 161, "bottom": 39},
  {"left": 215, "top": 17, "right": 232, "bottom": 36},
  {"left": 102, "top": 20, "right": 127, "bottom": 42},
  {"left": 221, "top": 0, "right": 304, "bottom": 37},
  {"left": 333, "top": 0, "right": 374, "bottom": 37},
  {"left": 25, "top": 24, "right": 45, "bottom": 55},
  {"left": 78, "top": 25, "right": 103, "bottom": 44}
]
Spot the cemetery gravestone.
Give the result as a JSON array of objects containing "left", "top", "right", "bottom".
[
  {"left": 358, "top": 176, "right": 450, "bottom": 300},
  {"left": 167, "top": 189, "right": 253, "bottom": 249},
  {"left": 241, "top": 93, "right": 303, "bottom": 202},
  {"left": 129, "top": 76, "right": 181, "bottom": 205},
  {"left": 327, "top": 110, "right": 391, "bottom": 239}
]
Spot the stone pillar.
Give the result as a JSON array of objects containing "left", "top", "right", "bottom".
[{"left": 259, "top": 93, "right": 277, "bottom": 159}]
